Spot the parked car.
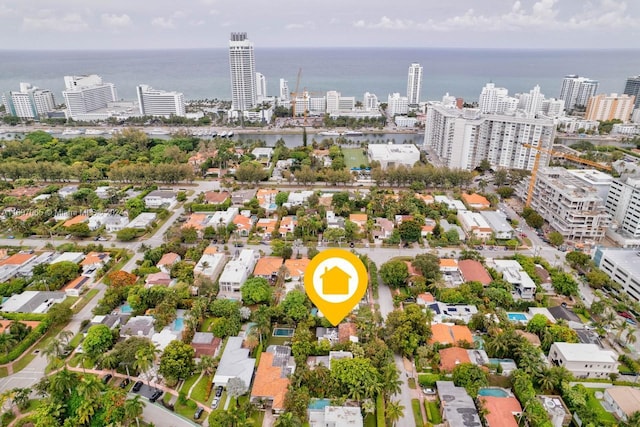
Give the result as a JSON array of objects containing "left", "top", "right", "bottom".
[
  {"left": 119, "top": 378, "right": 130, "bottom": 389},
  {"left": 149, "top": 390, "right": 163, "bottom": 403},
  {"left": 422, "top": 388, "right": 436, "bottom": 395},
  {"left": 194, "top": 407, "right": 204, "bottom": 420},
  {"left": 102, "top": 374, "right": 113, "bottom": 384},
  {"left": 211, "top": 397, "right": 220, "bottom": 409},
  {"left": 215, "top": 386, "right": 223, "bottom": 398},
  {"left": 132, "top": 381, "right": 143, "bottom": 392}
]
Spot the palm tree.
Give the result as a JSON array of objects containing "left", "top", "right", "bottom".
[
  {"left": 42, "top": 338, "right": 65, "bottom": 364},
  {"left": 124, "top": 395, "right": 145, "bottom": 427},
  {"left": 0, "top": 334, "right": 17, "bottom": 354},
  {"left": 274, "top": 412, "right": 301, "bottom": 427},
  {"left": 51, "top": 368, "right": 78, "bottom": 399},
  {"left": 59, "top": 330, "right": 74, "bottom": 346},
  {"left": 536, "top": 369, "right": 555, "bottom": 393},
  {"left": 77, "top": 375, "right": 103, "bottom": 400},
  {"left": 198, "top": 355, "right": 217, "bottom": 377},
  {"left": 626, "top": 329, "right": 638, "bottom": 347},
  {"left": 77, "top": 400, "right": 97, "bottom": 425},
  {"left": 385, "top": 400, "right": 405, "bottom": 427},
  {"left": 100, "top": 352, "right": 119, "bottom": 372},
  {"left": 134, "top": 347, "right": 155, "bottom": 384},
  {"left": 380, "top": 364, "right": 402, "bottom": 399}
]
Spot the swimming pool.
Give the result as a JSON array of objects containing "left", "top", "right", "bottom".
[
  {"left": 507, "top": 312, "right": 528, "bottom": 322},
  {"left": 173, "top": 317, "right": 184, "bottom": 332},
  {"left": 308, "top": 399, "right": 330, "bottom": 410},
  {"left": 120, "top": 303, "right": 132, "bottom": 314},
  {"left": 478, "top": 387, "right": 510, "bottom": 397},
  {"left": 273, "top": 327, "right": 295, "bottom": 337}
]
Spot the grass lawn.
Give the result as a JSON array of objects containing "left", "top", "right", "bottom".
[
  {"left": 69, "top": 332, "right": 84, "bottom": 348},
  {"left": 425, "top": 400, "right": 442, "bottom": 424},
  {"left": 174, "top": 399, "right": 199, "bottom": 420},
  {"left": 191, "top": 374, "right": 212, "bottom": 404},
  {"left": 418, "top": 373, "right": 440, "bottom": 387},
  {"left": 577, "top": 312, "right": 591, "bottom": 323},
  {"left": 487, "top": 374, "right": 512, "bottom": 388},
  {"left": 342, "top": 147, "right": 368, "bottom": 170},
  {"left": 408, "top": 377, "right": 417, "bottom": 389},
  {"left": 0, "top": 367, "right": 8, "bottom": 377},
  {"left": 586, "top": 389, "right": 618, "bottom": 425},
  {"left": 180, "top": 374, "right": 200, "bottom": 394},
  {"left": 200, "top": 317, "right": 215, "bottom": 333},
  {"left": 411, "top": 399, "right": 423, "bottom": 427},
  {"left": 12, "top": 353, "right": 36, "bottom": 374},
  {"left": 266, "top": 336, "right": 289, "bottom": 347}
]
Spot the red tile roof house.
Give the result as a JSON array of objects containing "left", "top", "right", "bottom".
[
  {"left": 191, "top": 332, "right": 222, "bottom": 358},
  {"left": 458, "top": 259, "right": 493, "bottom": 286},
  {"left": 439, "top": 347, "right": 471, "bottom": 372},
  {"left": 204, "top": 191, "right": 230, "bottom": 204},
  {"left": 145, "top": 272, "right": 174, "bottom": 288},
  {"left": 250, "top": 346, "right": 295, "bottom": 414},
  {"left": 429, "top": 324, "right": 473, "bottom": 346},
  {"left": 156, "top": 253, "right": 181, "bottom": 273},
  {"left": 479, "top": 396, "right": 523, "bottom": 427}
]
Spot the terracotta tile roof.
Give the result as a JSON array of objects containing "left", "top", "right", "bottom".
[
  {"left": 462, "top": 193, "right": 491, "bottom": 207},
  {"left": 415, "top": 193, "right": 434, "bottom": 203},
  {"left": 284, "top": 258, "right": 309, "bottom": 278},
  {"left": 204, "top": 191, "right": 230, "bottom": 204},
  {"left": 439, "top": 258, "right": 459, "bottom": 268},
  {"left": 233, "top": 214, "right": 252, "bottom": 231},
  {"left": 203, "top": 246, "right": 218, "bottom": 255},
  {"left": 6, "top": 187, "right": 41, "bottom": 197},
  {"left": 404, "top": 261, "right": 419, "bottom": 277},
  {"left": 439, "top": 347, "right": 471, "bottom": 372},
  {"left": 158, "top": 253, "right": 180, "bottom": 266},
  {"left": 514, "top": 330, "right": 541, "bottom": 347},
  {"left": 145, "top": 272, "right": 172, "bottom": 286},
  {"left": 0, "top": 320, "right": 40, "bottom": 334},
  {"left": 256, "top": 189, "right": 278, "bottom": 205},
  {"left": 183, "top": 213, "right": 207, "bottom": 230},
  {"left": 429, "top": 324, "right": 473, "bottom": 345},
  {"left": 349, "top": 213, "right": 368, "bottom": 223},
  {"left": 256, "top": 218, "right": 277, "bottom": 234},
  {"left": 80, "top": 251, "right": 108, "bottom": 266},
  {"left": 15, "top": 212, "right": 33, "bottom": 222},
  {"left": 250, "top": 352, "right": 290, "bottom": 411},
  {"left": 479, "top": 396, "right": 522, "bottom": 427},
  {"left": 458, "top": 259, "right": 492, "bottom": 285},
  {"left": 338, "top": 323, "right": 357, "bottom": 343},
  {"left": 65, "top": 276, "right": 90, "bottom": 291},
  {"left": 421, "top": 225, "right": 434, "bottom": 233},
  {"left": 254, "top": 256, "right": 283, "bottom": 277},
  {"left": 63, "top": 215, "right": 88, "bottom": 227},
  {"left": 417, "top": 293, "right": 435, "bottom": 304},
  {"left": 0, "top": 253, "right": 34, "bottom": 266}
]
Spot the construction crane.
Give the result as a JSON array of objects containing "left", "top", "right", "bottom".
[{"left": 523, "top": 143, "right": 612, "bottom": 207}]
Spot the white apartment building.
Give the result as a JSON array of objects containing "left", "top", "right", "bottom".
[
  {"left": 541, "top": 98, "right": 565, "bottom": 117},
  {"left": 559, "top": 74, "right": 599, "bottom": 111},
  {"left": 548, "top": 342, "right": 618, "bottom": 379},
  {"left": 566, "top": 169, "right": 613, "bottom": 202},
  {"left": 2, "top": 83, "right": 56, "bottom": 120},
  {"left": 326, "top": 91, "right": 340, "bottom": 114},
  {"left": 556, "top": 116, "right": 599, "bottom": 134},
  {"left": 367, "top": 143, "right": 420, "bottom": 169},
  {"left": 255, "top": 72, "right": 266, "bottom": 100},
  {"left": 387, "top": 93, "right": 408, "bottom": 116},
  {"left": 363, "top": 92, "right": 378, "bottom": 111},
  {"left": 518, "top": 85, "right": 544, "bottom": 117},
  {"left": 424, "top": 103, "right": 555, "bottom": 171},
  {"left": 585, "top": 93, "right": 635, "bottom": 123},
  {"left": 136, "top": 85, "right": 185, "bottom": 117},
  {"left": 478, "top": 83, "right": 517, "bottom": 114},
  {"left": 194, "top": 251, "right": 227, "bottom": 281},
  {"left": 229, "top": 32, "right": 257, "bottom": 111},
  {"left": 593, "top": 247, "right": 640, "bottom": 301},
  {"left": 606, "top": 175, "right": 640, "bottom": 239},
  {"left": 279, "top": 79, "right": 289, "bottom": 102},
  {"left": 457, "top": 210, "right": 492, "bottom": 240},
  {"left": 218, "top": 249, "right": 259, "bottom": 296},
  {"left": 521, "top": 167, "right": 611, "bottom": 241},
  {"left": 407, "top": 63, "right": 423, "bottom": 106},
  {"left": 62, "top": 74, "right": 118, "bottom": 120}
]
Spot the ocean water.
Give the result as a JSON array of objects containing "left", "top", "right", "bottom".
[{"left": 0, "top": 48, "right": 638, "bottom": 103}]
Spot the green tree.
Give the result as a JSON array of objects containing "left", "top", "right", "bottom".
[
  {"left": 279, "top": 290, "right": 309, "bottom": 322},
  {"left": 48, "top": 302, "right": 73, "bottom": 325},
  {"left": 67, "top": 222, "right": 91, "bottom": 237},
  {"left": 586, "top": 269, "right": 611, "bottom": 289},
  {"left": 548, "top": 231, "right": 564, "bottom": 247},
  {"left": 452, "top": 363, "right": 488, "bottom": 396},
  {"left": 384, "top": 305, "right": 431, "bottom": 357},
  {"left": 46, "top": 261, "right": 80, "bottom": 291},
  {"left": 117, "top": 228, "right": 138, "bottom": 242},
  {"left": 379, "top": 260, "right": 409, "bottom": 289},
  {"left": 124, "top": 394, "right": 145, "bottom": 427},
  {"left": 331, "top": 357, "right": 382, "bottom": 401},
  {"left": 241, "top": 277, "right": 273, "bottom": 305},
  {"left": 235, "top": 161, "right": 268, "bottom": 183},
  {"left": 526, "top": 314, "right": 549, "bottom": 337},
  {"left": 83, "top": 324, "right": 115, "bottom": 359},
  {"left": 275, "top": 192, "right": 289, "bottom": 206},
  {"left": 159, "top": 340, "right": 195, "bottom": 382},
  {"left": 551, "top": 271, "right": 579, "bottom": 296},
  {"left": 411, "top": 253, "right": 442, "bottom": 283},
  {"left": 398, "top": 219, "right": 422, "bottom": 242},
  {"left": 385, "top": 400, "right": 405, "bottom": 427},
  {"left": 565, "top": 251, "right": 591, "bottom": 269}
]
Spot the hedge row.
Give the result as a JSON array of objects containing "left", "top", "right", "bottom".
[
  {"left": 376, "top": 394, "right": 385, "bottom": 427},
  {"left": 0, "top": 312, "right": 48, "bottom": 321},
  {"left": 0, "top": 319, "right": 51, "bottom": 365}
]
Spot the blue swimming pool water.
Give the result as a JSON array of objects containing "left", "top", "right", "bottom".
[
  {"left": 173, "top": 317, "right": 184, "bottom": 332},
  {"left": 489, "top": 358, "right": 515, "bottom": 364},
  {"left": 120, "top": 303, "right": 132, "bottom": 314},
  {"left": 478, "top": 388, "right": 509, "bottom": 397},
  {"left": 308, "top": 399, "right": 331, "bottom": 410},
  {"left": 273, "top": 328, "right": 294, "bottom": 337},
  {"left": 507, "top": 312, "right": 528, "bottom": 321}
]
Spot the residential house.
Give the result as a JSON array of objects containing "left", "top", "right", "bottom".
[
  {"left": 436, "top": 381, "right": 482, "bottom": 426},
  {"left": 151, "top": 328, "right": 182, "bottom": 352},
  {"left": 427, "top": 301, "right": 478, "bottom": 323},
  {"left": 256, "top": 189, "right": 278, "bottom": 209},
  {"left": 348, "top": 213, "right": 367, "bottom": 231},
  {"left": 308, "top": 406, "right": 364, "bottom": 427},
  {"left": 308, "top": 351, "right": 354, "bottom": 370},
  {"left": 183, "top": 207, "right": 239, "bottom": 231},
  {"left": 479, "top": 396, "right": 522, "bottom": 427},
  {"left": 203, "top": 191, "right": 230, "bottom": 205},
  {"left": 144, "top": 190, "right": 177, "bottom": 209},
  {"left": 218, "top": 249, "right": 259, "bottom": 297},
  {"left": 94, "top": 186, "right": 113, "bottom": 200},
  {"left": 480, "top": 210, "right": 515, "bottom": 240},
  {"left": 421, "top": 219, "right": 436, "bottom": 238},
  {"left": 279, "top": 216, "right": 297, "bottom": 237},
  {"left": 194, "top": 247, "right": 227, "bottom": 281},
  {"left": 64, "top": 276, "right": 90, "bottom": 297},
  {"left": 440, "top": 219, "right": 466, "bottom": 241},
  {"left": 417, "top": 292, "right": 435, "bottom": 306},
  {"left": 440, "top": 258, "right": 464, "bottom": 286},
  {"left": 0, "top": 291, "right": 66, "bottom": 313},
  {"left": 254, "top": 256, "right": 284, "bottom": 280},
  {"left": 492, "top": 259, "right": 537, "bottom": 300},
  {"left": 538, "top": 395, "right": 572, "bottom": 427},
  {"left": 250, "top": 345, "right": 295, "bottom": 414},
  {"left": 212, "top": 336, "right": 256, "bottom": 387},
  {"left": 252, "top": 147, "right": 274, "bottom": 164},
  {"left": 434, "top": 195, "right": 467, "bottom": 211},
  {"left": 191, "top": 332, "right": 222, "bottom": 358},
  {"left": 284, "top": 258, "right": 310, "bottom": 282},
  {"left": 604, "top": 387, "right": 640, "bottom": 422},
  {"left": 462, "top": 193, "right": 491, "bottom": 209},
  {"left": 0, "top": 253, "right": 37, "bottom": 282},
  {"left": 458, "top": 210, "right": 493, "bottom": 240},
  {"left": 231, "top": 189, "right": 257, "bottom": 205},
  {"left": 90, "top": 314, "right": 128, "bottom": 330},
  {"left": 120, "top": 316, "right": 155, "bottom": 339},
  {"left": 548, "top": 342, "right": 619, "bottom": 378},
  {"left": 63, "top": 215, "right": 88, "bottom": 228},
  {"left": 373, "top": 217, "right": 394, "bottom": 241},
  {"left": 458, "top": 259, "right": 492, "bottom": 286},
  {"left": 547, "top": 306, "right": 581, "bottom": 324},
  {"left": 415, "top": 193, "right": 434, "bottom": 205},
  {"left": 51, "top": 252, "right": 85, "bottom": 264},
  {"left": 429, "top": 323, "right": 473, "bottom": 346},
  {"left": 88, "top": 213, "right": 129, "bottom": 232},
  {"left": 338, "top": 322, "right": 358, "bottom": 344},
  {"left": 233, "top": 214, "right": 253, "bottom": 237},
  {"left": 127, "top": 212, "right": 157, "bottom": 229},
  {"left": 256, "top": 218, "right": 278, "bottom": 237},
  {"left": 316, "top": 327, "right": 339, "bottom": 344},
  {"left": 58, "top": 185, "right": 79, "bottom": 198},
  {"left": 394, "top": 214, "right": 414, "bottom": 225},
  {"left": 156, "top": 253, "right": 181, "bottom": 273},
  {"left": 80, "top": 252, "right": 111, "bottom": 276},
  {"left": 145, "top": 272, "right": 173, "bottom": 287},
  {"left": 285, "top": 191, "right": 314, "bottom": 207},
  {"left": 326, "top": 211, "right": 345, "bottom": 229}
]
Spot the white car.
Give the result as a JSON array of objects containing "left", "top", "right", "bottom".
[{"left": 211, "top": 397, "right": 220, "bottom": 409}]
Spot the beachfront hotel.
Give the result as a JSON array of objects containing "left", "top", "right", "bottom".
[
  {"left": 229, "top": 32, "right": 257, "bottom": 112},
  {"left": 136, "top": 84, "right": 186, "bottom": 117},
  {"left": 62, "top": 74, "right": 118, "bottom": 121}
]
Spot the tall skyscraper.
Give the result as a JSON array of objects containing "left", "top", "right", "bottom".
[
  {"left": 388, "top": 93, "right": 409, "bottom": 116},
  {"left": 623, "top": 76, "right": 640, "bottom": 109},
  {"left": 136, "top": 85, "right": 185, "bottom": 117},
  {"left": 406, "top": 63, "right": 423, "bottom": 106},
  {"left": 559, "top": 75, "right": 599, "bottom": 111},
  {"left": 255, "top": 73, "right": 266, "bottom": 100},
  {"left": 228, "top": 32, "right": 257, "bottom": 112},
  {"left": 2, "top": 83, "right": 56, "bottom": 120},
  {"left": 585, "top": 93, "right": 635, "bottom": 122},
  {"left": 279, "top": 79, "right": 290, "bottom": 102},
  {"left": 478, "top": 83, "right": 516, "bottom": 114},
  {"left": 62, "top": 74, "right": 117, "bottom": 120}
]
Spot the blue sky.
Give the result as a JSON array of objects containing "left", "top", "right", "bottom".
[{"left": 4, "top": 0, "right": 639, "bottom": 49}]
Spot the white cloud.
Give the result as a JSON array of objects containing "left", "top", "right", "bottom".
[
  {"left": 189, "top": 20, "right": 204, "bottom": 27},
  {"left": 353, "top": 0, "right": 637, "bottom": 33},
  {"left": 151, "top": 16, "right": 175, "bottom": 29},
  {"left": 23, "top": 12, "right": 88, "bottom": 32},
  {"left": 285, "top": 21, "right": 316, "bottom": 30},
  {"left": 101, "top": 13, "right": 132, "bottom": 29},
  {"left": 209, "top": 9, "right": 220, "bottom": 15}
]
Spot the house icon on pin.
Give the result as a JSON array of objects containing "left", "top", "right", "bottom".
[{"left": 320, "top": 266, "right": 351, "bottom": 295}]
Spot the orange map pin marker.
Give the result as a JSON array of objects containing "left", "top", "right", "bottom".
[{"left": 304, "top": 248, "right": 368, "bottom": 326}]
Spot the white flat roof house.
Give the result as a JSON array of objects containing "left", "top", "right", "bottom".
[
  {"left": 88, "top": 212, "right": 129, "bottom": 232},
  {"left": 51, "top": 252, "right": 85, "bottom": 264},
  {"left": 480, "top": 210, "right": 514, "bottom": 240},
  {"left": 144, "top": 190, "right": 177, "bottom": 209},
  {"left": 367, "top": 143, "right": 420, "bottom": 169},
  {"left": 457, "top": 210, "right": 492, "bottom": 240},
  {"left": 0, "top": 291, "right": 66, "bottom": 313},
  {"left": 194, "top": 251, "right": 227, "bottom": 281},
  {"left": 434, "top": 195, "right": 467, "bottom": 211},
  {"left": 212, "top": 336, "right": 255, "bottom": 387},
  {"left": 127, "top": 212, "right": 157, "bottom": 229},
  {"left": 309, "top": 406, "right": 363, "bottom": 427},
  {"left": 593, "top": 248, "right": 640, "bottom": 302},
  {"left": 548, "top": 342, "right": 618, "bottom": 379},
  {"left": 492, "top": 259, "right": 537, "bottom": 300},
  {"left": 218, "top": 249, "right": 259, "bottom": 297}
]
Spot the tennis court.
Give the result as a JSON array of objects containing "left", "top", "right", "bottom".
[{"left": 342, "top": 147, "right": 369, "bottom": 170}]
